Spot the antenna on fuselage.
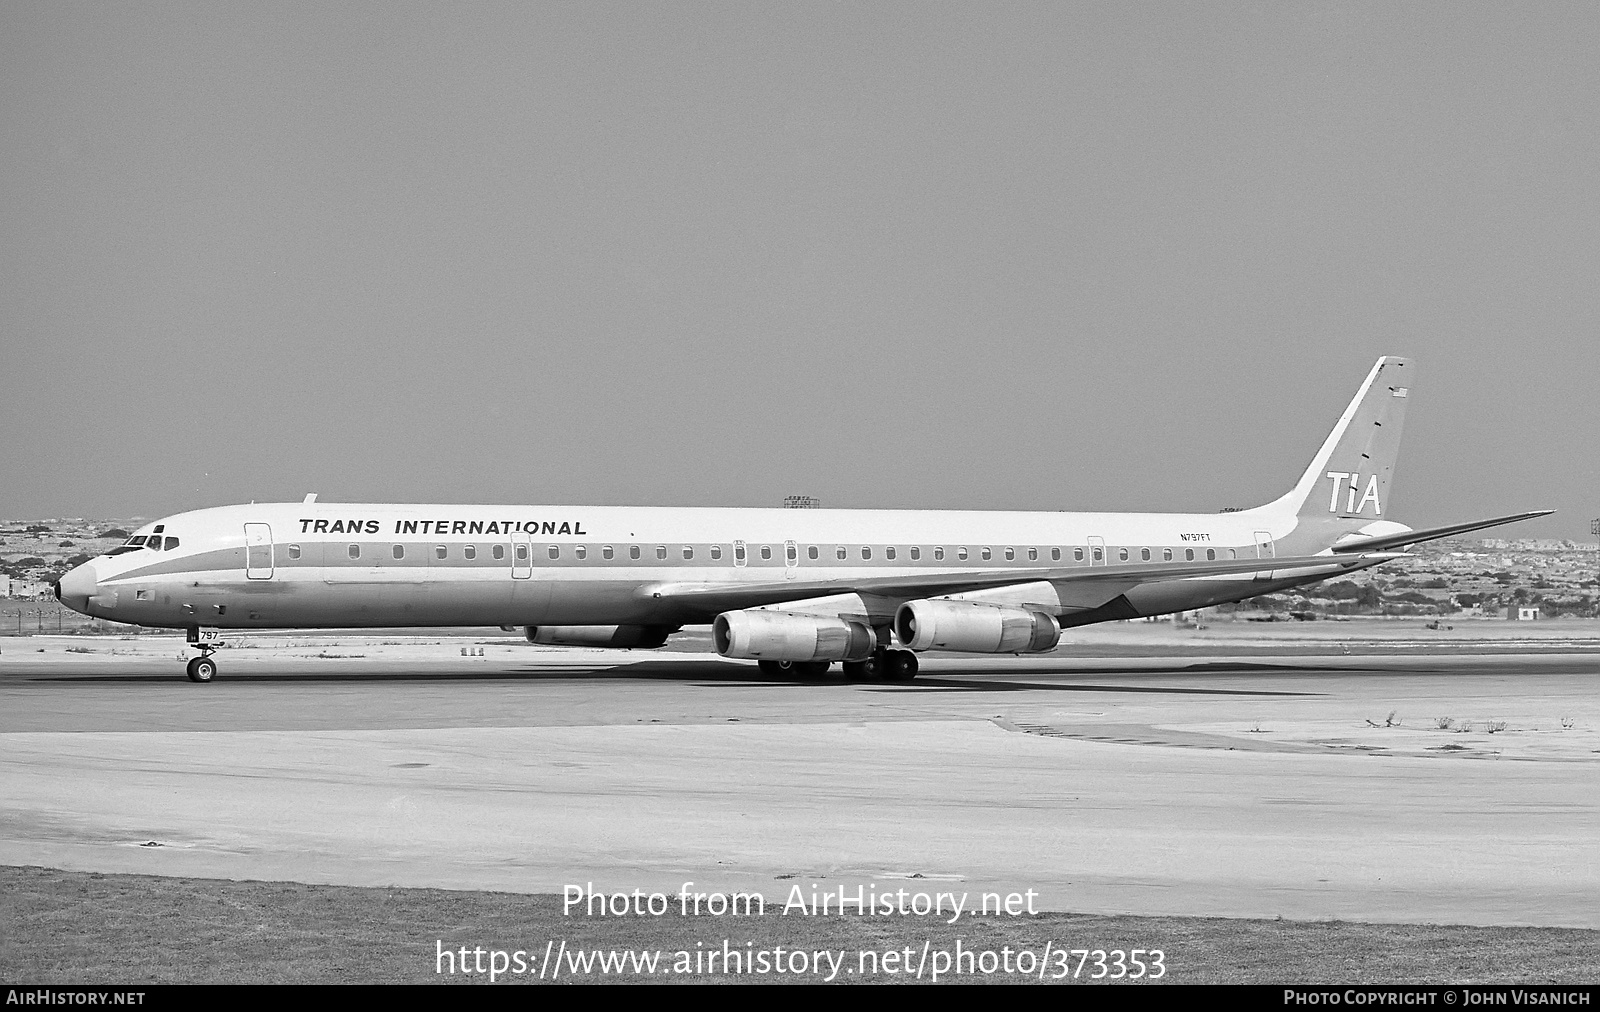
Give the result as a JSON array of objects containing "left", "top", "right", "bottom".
[{"left": 303, "top": 493, "right": 318, "bottom": 505}]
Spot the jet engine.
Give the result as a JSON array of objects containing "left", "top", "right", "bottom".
[
  {"left": 713, "top": 610, "right": 875, "bottom": 662},
  {"left": 894, "top": 600, "right": 1060, "bottom": 653},
  {"left": 524, "top": 625, "right": 676, "bottom": 648}
]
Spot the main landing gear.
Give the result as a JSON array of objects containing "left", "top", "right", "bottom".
[
  {"left": 758, "top": 659, "right": 831, "bottom": 678},
  {"left": 754, "top": 649, "right": 918, "bottom": 682},
  {"left": 185, "top": 627, "right": 221, "bottom": 683},
  {"left": 843, "top": 648, "right": 918, "bottom": 682}
]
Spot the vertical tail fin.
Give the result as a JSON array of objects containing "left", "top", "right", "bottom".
[{"left": 1263, "top": 356, "right": 1413, "bottom": 521}]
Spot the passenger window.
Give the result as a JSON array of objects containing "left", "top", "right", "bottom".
[
  {"left": 465, "top": 545, "right": 477, "bottom": 560},
  {"left": 436, "top": 545, "right": 448, "bottom": 560},
  {"left": 1164, "top": 548, "right": 1173, "bottom": 561},
  {"left": 910, "top": 546, "right": 921, "bottom": 560},
  {"left": 1074, "top": 548, "right": 1084, "bottom": 562},
  {"left": 1141, "top": 548, "right": 1151, "bottom": 561},
  {"left": 1051, "top": 548, "right": 1060, "bottom": 561},
  {"left": 287, "top": 544, "right": 301, "bottom": 560},
  {"left": 393, "top": 545, "right": 403, "bottom": 560},
  {"left": 957, "top": 547, "right": 968, "bottom": 561},
  {"left": 886, "top": 546, "right": 896, "bottom": 560},
  {"left": 350, "top": 544, "right": 361, "bottom": 560},
  {"left": 1093, "top": 548, "right": 1103, "bottom": 562},
  {"left": 630, "top": 546, "right": 641, "bottom": 560},
  {"left": 515, "top": 544, "right": 528, "bottom": 562},
  {"left": 934, "top": 547, "right": 945, "bottom": 561},
  {"left": 574, "top": 546, "right": 584, "bottom": 560},
  {"left": 710, "top": 546, "right": 721, "bottom": 560},
  {"left": 1005, "top": 547, "right": 1014, "bottom": 561},
  {"left": 808, "top": 545, "right": 819, "bottom": 560},
  {"left": 862, "top": 547, "right": 872, "bottom": 560},
  {"left": 981, "top": 548, "right": 991, "bottom": 561},
  {"left": 1229, "top": 549, "right": 1237, "bottom": 559},
  {"left": 1028, "top": 548, "right": 1037, "bottom": 561},
  {"left": 1185, "top": 549, "right": 1195, "bottom": 561},
  {"left": 493, "top": 545, "right": 505, "bottom": 560},
  {"left": 836, "top": 546, "right": 847, "bottom": 560},
  {"left": 787, "top": 544, "right": 798, "bottom": 563},
  {"left": 734, "top": 544, "right": 745, "bottom": 562},
  {"left": 683, "top": 546, "right": 693, "bottom": 560},
  {"left": 760, "top": 546, "right": 771, "bottom": 561},
  {"left": 549, "top": 546, "right": 560, "bottom": 560},
  {"left": 603, "top": 545, "right": 614, "bottom": 560},
  {"left": 1207, "top": 549, "right": 1216, "bottom": 560},
  {"left": 656, "top": 546, "right": 667, "bottom": 560},
  {"left": 1119, "top": 548, "right": 1129, "bottom": 561}
]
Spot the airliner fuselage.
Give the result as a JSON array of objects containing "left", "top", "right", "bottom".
[
  {"left": 57, "top": 500, "right": 1341, "bottom": 631},
  {"left": 52, "top": 356, "right": 1551, "bottom": 682}
]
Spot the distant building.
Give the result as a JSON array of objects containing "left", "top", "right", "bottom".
[
  {"left": 1481, "top": 538, "right": 1600, "bottom": 552},
  {"left": 0, "top": 576, "right": 9, "bottom": 597},
  {"left": 1507, "top": 605, "right": 1540, "bottom": 621}
]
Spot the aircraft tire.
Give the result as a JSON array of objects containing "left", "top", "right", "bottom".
[
  {"left": 761, "top": 659, "right": 830, "bottom": 678},
  {"left": 186, "top": 656, "right": 217, "bottom": 683},
  {"left": 844, "top": 652, "right": 885, "bottom": 682},
  {"left": 885, "top": 650, "right": 918, "bottom": 682}
]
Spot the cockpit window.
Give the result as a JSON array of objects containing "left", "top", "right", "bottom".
[
  {"left": 163, "top": 537, "right": 179, "bottom": 551},
  {"left": 127, "top": 536, "right": 147, "bottom": 547}
]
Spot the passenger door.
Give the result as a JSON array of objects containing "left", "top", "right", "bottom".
[
  {"left": 244, "top": 524, "right": 273, "bottom": 580},
  {"left": 1087, "top": 536, "right": 1107, "bottom": 566},
  {"left": 1253, "top": 530, "right": 1275, "bottom": 581}
]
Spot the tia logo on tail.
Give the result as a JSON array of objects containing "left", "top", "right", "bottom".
[{"left": 1326, "top": 471, "right": 1382, "bottom": 515}]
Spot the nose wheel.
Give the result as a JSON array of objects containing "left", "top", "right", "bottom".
[{"left": 186, "top": 653, "right": 218, "bottom": 682}]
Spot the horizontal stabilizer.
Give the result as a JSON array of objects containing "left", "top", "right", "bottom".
[{"left": 1329, "top": 510, "right": 1554, "bottom": 554}]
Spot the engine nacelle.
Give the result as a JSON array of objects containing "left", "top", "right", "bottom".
[
  {"left": 894, "top": 600, "right": 1060, "bottom": 653},
  {"left": 713, "top": 610, "right": 875, "bottom": 662},
  {"left": 525, "top": 625, "right": 676, "bottom": 649}
]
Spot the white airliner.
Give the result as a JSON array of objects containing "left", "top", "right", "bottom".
[{"left": 56, "top": 356, "right": 1548, "bottom": 683}]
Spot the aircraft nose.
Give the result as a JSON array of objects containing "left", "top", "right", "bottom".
[{"left": 56, "top": 562, "right": 98, "bottom": 613}]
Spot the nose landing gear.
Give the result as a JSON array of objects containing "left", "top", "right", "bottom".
[{"left": 185, "top": 626, "right": 223, "bottom": 683}]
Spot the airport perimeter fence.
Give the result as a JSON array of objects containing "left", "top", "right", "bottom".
[{"left": 0, "top": 604, "right": 141, "bottom": 636}]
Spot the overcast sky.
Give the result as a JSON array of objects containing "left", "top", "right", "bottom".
[{"left": 3, "top": 4, "right": 1596, "bottom": 536}]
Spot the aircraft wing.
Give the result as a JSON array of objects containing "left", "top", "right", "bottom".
[
  {"left": 1330, "top": 510, "right": 1554, "bottom": 554},
  {"left": 645, "top": 550, "right": 1404, "bottom": 616}
]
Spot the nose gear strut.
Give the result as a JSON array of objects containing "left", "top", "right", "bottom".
[{"left": 184, "top": 626, "right": 221, "bottom": 683}]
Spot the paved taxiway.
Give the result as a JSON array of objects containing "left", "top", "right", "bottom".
[{"left": 2, "top": 633, "right": 1597, "bottom": 928}]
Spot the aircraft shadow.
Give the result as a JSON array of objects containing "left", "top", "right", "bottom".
[
  {"left": 18, "top": 656, "right": 1413, "bottom": 693},
  {"left": 21, "top": 661, "right": 1324, "bottom": 696},
  {"left": 861, "top": 679, "right": 1320, "bottom": 696}
]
